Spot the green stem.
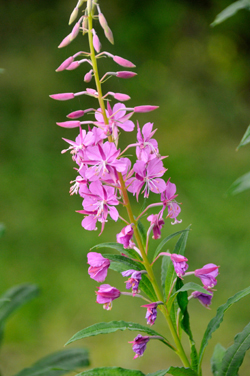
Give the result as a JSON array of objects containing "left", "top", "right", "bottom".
[{"left": 87, "top": 10, "right": 190, "bottom": 369}]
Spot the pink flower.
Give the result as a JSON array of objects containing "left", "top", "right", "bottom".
[
  {"left": 87, "top": 252, "right": 110, "bottom": 282},
  {"left": 96, "top": 284, "right": 121, "bottom": 310},
  {"left": 127, "top": 159, "right": 166, "bottom": 200},
  {"left": 136, "top": 122, "right": 159, "bottom": 162},
  {"left": 141, "top": 303, "right": 158, "bottom": 326},
  {"left": 194, "top": 264, "right": 219, "bottom": 288},
  {"left": 129, "top": 335, "right": 150, "bottom": 359},
  {"left": 161, "top": 180, "right": 182, "bottom": 225},
  {"left": 121, "top": 269, "right": 142, "bottom": 295},
  {"left": 113, "top": 55, "right": 135, "bottom": 68},
  {"left": 170, "top": 253, "right": 188, "bottom": 278},
  {"left": 147, "top": 212, "right": 165, "bottom": 240},
  {"left": 191, "top": 288, "right": 213, "bottom": 308},
  {"left": 116, "top": 224, "right": 134, "bottom": 248}
]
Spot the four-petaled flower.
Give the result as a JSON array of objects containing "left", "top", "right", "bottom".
[
  {"left": 121, "top": 269, "right": 142, "bottom": 295},
  {"left": 191, "top": 288, "right": 213, "bottom": 308},
  {"left": 194, "top": 264, "right": 219, "bottom": 288},
  {"left": 170, "top": 253, "right": 188, "bottom": 278},
  {"left": 116, "top": 224, "right": 134, "bottom": 248},
  {"left": 96, "top": 284, "right": 121, "bottom": 310},
  {"left": 129, "top": 334, "right": 150, "bottom": 359},
  {"left": 87, "top": 252, "right": 110, "bottom": 282},
  {"left": 141, "top": 302, "right": 158, "bottom": 326},
  {"left": 136, "top": 122, "right": 158, "bottom": 162}
]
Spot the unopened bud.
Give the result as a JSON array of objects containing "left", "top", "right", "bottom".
[
  {"left": 66, "top": 61, "right": 80, "bottom": 70},
  {"left": 56, "top": 56, "right": 74, "bottom": 72},
  {"left": 67, "top": 110, "right": 85, "bottom": 119},
  {"left": 56, "top": 121, "right": 81, "bottom": 128},
  {"left": 87, "top": 0, "right": 93, "bottom": 15},
  {"left": 86, "top": 88, "right": 98, "bottom": 97},
  {"left": 84, "top": 69, "right": 93, "bottom": 82},
  {"left": 69, "top": 7, "right": 79, "bottom": 25},
  {"left": 116, "top": 71, "right": 137, "bottom": 79},
  {"left": 104, "top": 26, "right": 114, "bottom": 45},
  {"left": 58, "top": 34, "right": 72, "bottom": 48},
  {"left": 82, "top": 16, "right": 88, "bottom": 33},
  {"left": 77, "top": 0, "right": 85, "bottom": 7},
  {"left": 113, "top": 55, "right": 135, "bottom": 68},
  {"left": 70, "top": 20, "right": 81, "bottom": 41},
  {"left": 114, "top": 93, "right": 131, "bottom": 101},
  {"left": 99, "top": 13, "right": 108, "bottom": 30},
  {"left": 134, "top": 105, "right": 159, "bottom": 113},
  {"left": 92, "top": 30, "right": 101, "bottom": 53},
  {"left": 49, "top": 93, "right": 75, "bottom": 101}
]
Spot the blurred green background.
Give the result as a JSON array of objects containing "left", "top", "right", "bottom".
[{"left": 1, "top": 0, "right": 250, "bottom": 375}]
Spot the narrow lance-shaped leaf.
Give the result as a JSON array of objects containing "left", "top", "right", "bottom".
[
  {"left": 103, "top": 254, "right": 145, "bottom": 271},
  {"left": 91, "top": 242, "right": 141, "bottom": 260},
  {"left": 226, "top": 171, "right": 250, "bottom": 196},
  {"left": 75, "top": 367, "right": 145, "bottom": 376},
  {"left": 147, "top": 367, "right": 198, "bottom": 376},
  {"left": 65, "top": 321, "right": 171, "bottom": 348},
  {"left": 172, "top": 282, "right": 212, "bottom": 297},
  {"left": 198, "top": 286, "right": 250, "bottom": 373},
  {"left": 14, "top": 348, "right": 89, "bottom": 376},
  {"left": 218, "top": 322, "right": 250, "bottom": 376},
  {"left": 211, "top": 0, "right": 250, "bottom": 27},
  {"left": 211, "top": 343, "right": 226, "bottom": 376},
  {"left": 237, "top": 124, "right": 250, "bottom": 150}
]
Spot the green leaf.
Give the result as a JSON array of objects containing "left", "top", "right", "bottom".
[
  {"left": 161, "top": 256, "right": 169, "bottom": 301},
  {"left": 103, "top": 254, "right": 145, "bottom": 271},
  {"left": 77, "top": 367, "right": 145, "bottom": 376},
  {"left": 0, "top": 223, "right": 5, "bottom": 238},
  {"left": 140, "top": 274, "right": 158, "bottom": 302},
  {"left": 211, "top": 343, "right": 226, "bottom": 376},
  {"left": 0, "top": 284, "right": 39, "bottom": 325},
  {"left": 147, "top": 369, "right": 198, "bottom": 376},
  {"left": 218, "top": 322, "right": 250, "bottom": 376},
  {"left": 173, "top": 282, "right": 212, "bottom": 297},
  {"left": 226, "top": 171, "right": 250, "bottom": 196},
  {"left": 175, "top": 279, "right": 198, "bottom": 372},
  {"left": 65, "top": 320, "right": 169, "bottom": 347},
  {"left": 76, "top": 367, "right": 145, "bottom": 376},
  {"left": 237, "top": 125, "right": 250, "bottom": 149},
  {"left": 153, "top": 229, "right": 190, "bottom": 261},
  {"left": 198, "top": 286, "right": 250, "bottom": 373},
  {"left": 14, "top": 348, "right": 89, "bottom": 376},
  {"left": 91, "top": 242, "right": 141, "bottom": 260},
  {"left": 211, "top": 0, "right": 250, "bottom": 26}
]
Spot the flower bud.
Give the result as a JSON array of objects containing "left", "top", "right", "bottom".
[
  {"left": 99, "top": 13, "right": 108, "bottom": 30},
  {"left": 134, "top": 105, "right": 159, "bottom": 113},
  {"left": 56, "top": 121, "right": 81, "bottom": 128},
  {"left": 92, "top": 29, "right": 101, "bottom": 53},
  {"left": 66, "top": 61, "right": 80, "bottom": 70},
  {"left": 104, "top": 26, "right": 114, "bottom": 44},
  {"left": 69, "top": 7, "right": 79, "bottom": 25},
  {"left": 116, "top": 71, "right": 137, "bottom": 79},
  {"left": 114, "top": 93, "right": 131, "bottom": 101},
  {"left": 56, "top": 56, "right": 74, "bottom": 72},
  {"left": 77, "top": 0, "right": 85, "bottom": 7},
  {"left": 58, "top": 34, "right": 72, "bottom": 48},
  {"left": 113, "top": 55, "right": 135, "bottom": 68},
  {"left": 87, "top": 0, "right": 93, "bottom": 15},
  {"left": 86, "top": 88, "right": 98, "bottom": 97},
  {"left": 49, "top": 93, "right": 75, "bottom": 101},
  {"left": 67, "top": 110, "right": 85, "bottom": 119},
  {"left": 70, "top": 21, "right": 81, "bottom": 41},
  {"left": 84, "top": 69, "right": 93, "bottom": 82}
]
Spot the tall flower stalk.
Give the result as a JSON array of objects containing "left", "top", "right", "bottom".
[{"left": 51, "top": 1, "right": 223, "bottom": 374}]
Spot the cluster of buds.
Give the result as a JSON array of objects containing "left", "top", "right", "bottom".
[{"left": 51, "top": 0, "right": 219, "bottom": 360}]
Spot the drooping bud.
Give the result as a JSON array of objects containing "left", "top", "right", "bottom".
[
  {"left": 113, "top": 55, "right": 136, "bottom": 68},
  {"left": 67, "top": 110, "right": 85, "bottom": 119},
  {"left": 66, "top": 61, "right": 80, "bottom": 70},
  {"left": 84, "top": 69, "right": 93, "bottom": 82},
  {"left": 56, "top": 56, "right": 74, "bottom": 72},
  {"left": 113, "top": 93, "right": 131, "bottom": 101},
  {"left": 82, "top": 16, "right": 88, "bottom": 33},
  {"left": 99, "top": 13, "right": 108, "bottom": 30},
  {"left": 87, "top": 0, "right": 93, "bottom": 15},
  {"left": 86, "top": 88, "right": 98, "bottom": 97},
  {"left": 70, "top": 20, "right": 81, "bottom": 41},
  {"left": 77, "top": 0, "right": 85, "bottom": 7},
  {"left": 104, "top": 26, "right": 114, "bottom": 44},
  {"left": 49, "top": 93, "right": 75, "bottom": 101},
  {"left": 56, "top": 121, "right": 81, "bottom": 128},
  {"left": 92, "top": 29, "right": 101, "bottom": 53},
  {"left": 58, "top": 34, "right": 72, "bottom": 48},
  {"left": 69, "top": 7, "right": 79, "bottom": 25},
  {"left": 134, "top": 105, "right": 159, "bottom": 113},
  {"left": 116, "top": 71, "right": 137, "bottom": 79}
]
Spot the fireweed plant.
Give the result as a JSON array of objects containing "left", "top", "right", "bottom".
[{"left": 50, "top": 1, "right": 250, "bottom": 375}]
